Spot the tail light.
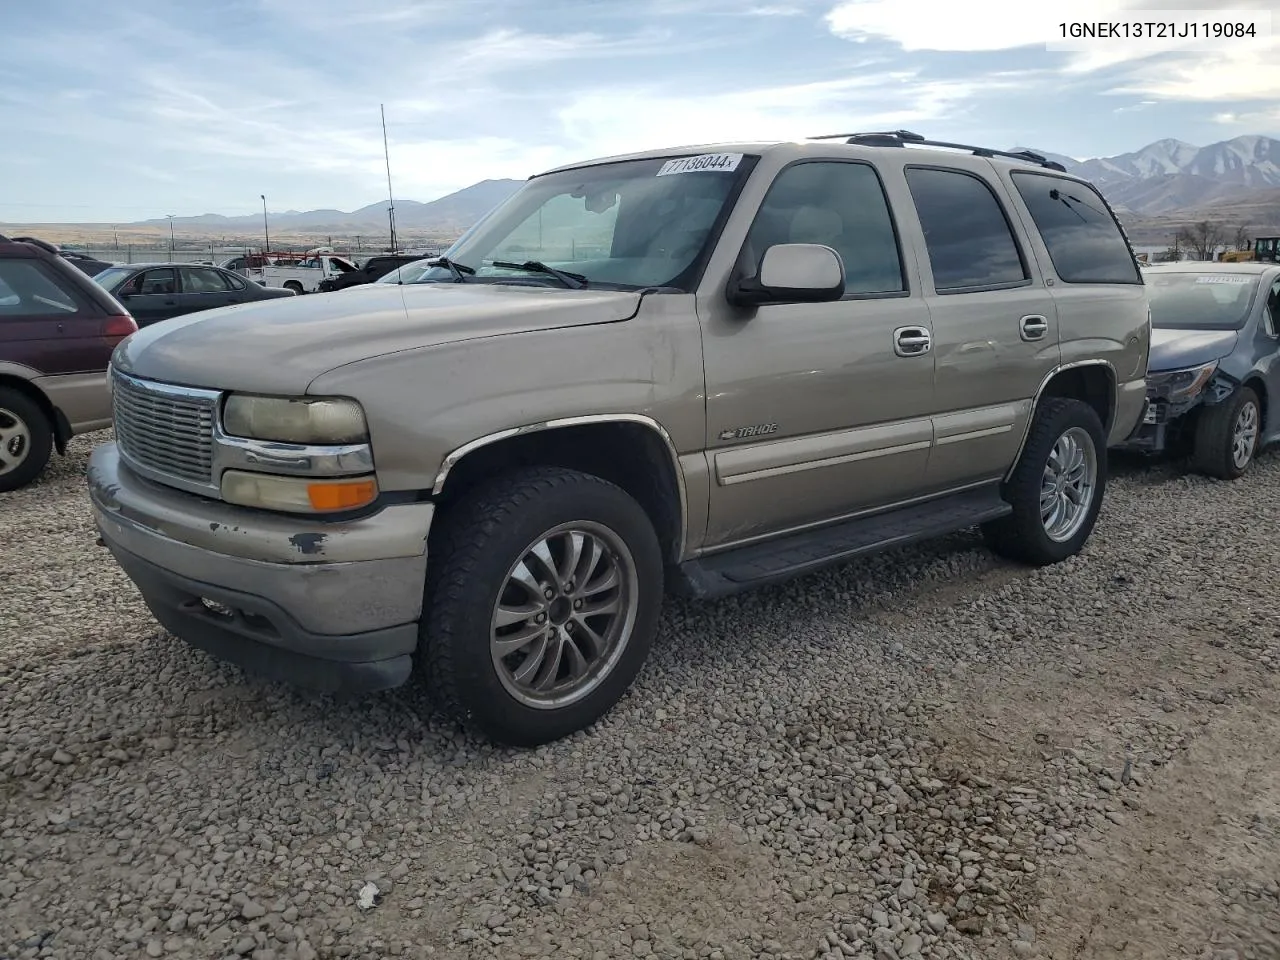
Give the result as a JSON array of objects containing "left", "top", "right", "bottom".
[{"left": 102, "top": 314, "right": 138, "bottom": 345}]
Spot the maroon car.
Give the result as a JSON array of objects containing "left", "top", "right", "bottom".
[{"left": 0, "top": 235, "right": 137, "bottom": 492}]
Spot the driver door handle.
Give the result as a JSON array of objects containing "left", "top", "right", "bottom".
[
  {"left": 1020, "top": 315, "right": 1049, "bottom": 342},
  {"left": 893, "top": 326, "right": 932, "bottom": 358}
]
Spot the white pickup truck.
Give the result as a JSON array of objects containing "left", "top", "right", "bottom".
[{"left": 251, "top": 254, "right": 358, "bottom": 294}]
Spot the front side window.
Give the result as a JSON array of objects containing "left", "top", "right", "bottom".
[
  {"left": 906, "top": 166, "right": 1028, "bottom": 292},
  {"left": 742, "top": 160, "right": 905, "bottom": 296},
  {"left": 126, "top": 269, "right": 178, "bottom": 295},
  {"left": 1146, "top": 272, "right": 1260, "bottom": 330},
  {"left": 0, "top": 260, "right": 81, "bottom": 317},
  {"left": 416, "top": 153, "right": 756, "bottom": 291},
  {"left": 1011, "top": 172, "right": 1141, "bottom": 284}
]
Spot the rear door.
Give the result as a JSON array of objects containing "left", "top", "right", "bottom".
[
  {"left": 0, "top": 256, "right": 106, "bottom": 375},
  {"left": 893, "top": 159, "right": 1061, "bottom": 490},
  {"left": 176, "top": 265, "right": 236, "bottom": 314}
]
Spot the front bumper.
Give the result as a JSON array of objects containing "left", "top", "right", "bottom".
[{"left": 89, "top": 443, "right": 434, "bottom": 693}]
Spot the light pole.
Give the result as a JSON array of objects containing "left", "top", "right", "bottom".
[
  {"left": 166, "top": 215, "right": 175, "bottom": 259},
  {"left": 261, "top": 194, "right": 270, "bottom": 253}
]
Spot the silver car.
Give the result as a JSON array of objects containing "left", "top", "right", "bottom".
[{"left": 88, "top": 133, "right": 1150, "bottom": 745}]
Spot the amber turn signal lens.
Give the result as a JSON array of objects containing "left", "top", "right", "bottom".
[{"left": 307, "top": 479, "right": 377, "bottom": 512}]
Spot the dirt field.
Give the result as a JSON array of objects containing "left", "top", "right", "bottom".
[{"left": 2, "top": 433, "right": 1279, "bottom": 960}]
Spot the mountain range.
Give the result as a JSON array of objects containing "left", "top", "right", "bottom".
[
  {"left": 7, "top": 136, "right": 1279, "bottom": 241},
  {"left": 1014, "top": 135, "right": 1280, "bottom": 222},
  {"left": 131, "top": 178, "right": 526, "bottom": 237}
]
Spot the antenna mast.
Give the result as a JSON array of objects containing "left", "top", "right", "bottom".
[{"left": 381, "top": 103, "right": 398, "bottom": 253}]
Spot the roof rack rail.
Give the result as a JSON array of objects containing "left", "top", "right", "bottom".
[{"left": 806, "top": 130, "right": 1067, "bottom": 172}]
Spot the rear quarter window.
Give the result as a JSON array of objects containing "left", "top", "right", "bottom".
[
  {"left": 1011, "top": 172, "right": 1141, "bottom": 284},
  {"left": 0, "top": 260, "right": 83, "bottom": 317}
]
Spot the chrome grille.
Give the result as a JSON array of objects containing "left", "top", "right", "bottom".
[{"left": 111, "top": 371, "right": 217, "bottom": 488}]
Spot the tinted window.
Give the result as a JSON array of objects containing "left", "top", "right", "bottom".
[
  {"left": 905, "top": 167, "right": 1027, "bottom": 291},
  {"left": 223, "top": 271, "right": 247, "bottom": 291},
  {"left": 123, "top": 268, "right": 177, "bottom": 295},
  {"left": 181, "top": 266, "right": 233, "bottom": 292},
  {"left": 1012, "top": 172, "right": 1140, "bottom": 284},
  {"left": 0, "top": 260, "right": 82, "bottom": 317},
  {"left": 744, "top": 161, "right": 904, "bottom": 296}
]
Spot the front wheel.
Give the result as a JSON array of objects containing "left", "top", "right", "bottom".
[
  {"left": 1192, "top": 386, "right": 1259, "bottom": 480},
  {"left": 982, "top": 397, "right": 1107, "bottom": 567},
  {"left": 421, "top": 466, "right": 664, "bottom": 746}
]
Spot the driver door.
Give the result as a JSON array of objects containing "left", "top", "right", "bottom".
[{"left": 699, "top": 159, "right": 937, "bottom": 548}]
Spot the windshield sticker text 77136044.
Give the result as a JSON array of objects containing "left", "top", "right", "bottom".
[{"left": 656, "top": 153, "right": 743, "bottom": 176}]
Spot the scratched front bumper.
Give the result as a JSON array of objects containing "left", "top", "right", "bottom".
[{"left": 88, "top": 443, "right": 434, "bottom": 692}]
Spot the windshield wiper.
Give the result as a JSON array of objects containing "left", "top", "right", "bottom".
[
  {"left": 490, "top": 259, "right": 588, "bottom": 289},
  {"left": 427, "top": 256, "right": 474, "bottom": 283}
]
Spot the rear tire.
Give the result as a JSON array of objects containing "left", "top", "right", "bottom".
[
  {"left": 1192, "top": 386, "right": 1259, "bottom": 480},
  {"left": 0, "top": 388, "right": 54, "bottom": 493},
  {"left": 284, "top": 281, "right": 304, "bottom": 295},
  {"left": 982, "top": 397, "right": 1107, "bottom": 567},
  {"left": 421, "top": 466, "right": 664, "bottom": 747}
]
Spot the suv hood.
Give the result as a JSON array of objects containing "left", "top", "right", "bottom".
[
  {"left": 1148, "top": 328, "right": 1238, "bottom": 372},
  {"left": 112, "top": 283, "right": 643, "bottom": 394}
]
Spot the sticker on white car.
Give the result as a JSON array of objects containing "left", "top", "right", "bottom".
[{"left": 656, "top": 154, "right": 744, "bottom": 176}]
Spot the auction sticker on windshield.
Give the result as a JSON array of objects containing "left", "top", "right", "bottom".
[
  {"left": 656, "top": 153, "right": 743, "bottom": 176},
  {"left": 1194, "top": 276, "right": 1253, "bottom": 283}
]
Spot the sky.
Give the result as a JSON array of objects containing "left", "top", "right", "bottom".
[{"left": 1, "top": 0, "right": 1278, "bottom": 223}]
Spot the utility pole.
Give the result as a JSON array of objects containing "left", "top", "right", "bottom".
[
  {"left": 381, "top": 104, "right": 398, "bottom": 253},
  {"left": 261, "top": 194, "right": 271, "bottom": 253},
  {"left": 166, "top": 215, "right": 175, "bottom": 259}
]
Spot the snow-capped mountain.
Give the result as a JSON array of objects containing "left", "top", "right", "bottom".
[{"left": 1008, "top": 136, "right": 1280, "bottom": 217}]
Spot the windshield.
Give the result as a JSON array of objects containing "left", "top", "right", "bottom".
[
  {"left": 377, "top": 259, "right": 437, "bottom": 284},
  {"left": 93, "top": 266, "right": 134, "bottom": 292},
  {"left": 1147, "top": 272, "right": 1261, "bottom": 330},
  {"left": 412, "top": 153, "right": 756, "bottom": 291}
]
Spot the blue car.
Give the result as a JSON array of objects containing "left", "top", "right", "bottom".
[{"left": 1121, "top": 261, "right": 1280, "bottom": 478}]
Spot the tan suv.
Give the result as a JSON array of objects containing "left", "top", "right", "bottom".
[{"left": 89, "top": 132, "right": 1150, "bottom": 745}]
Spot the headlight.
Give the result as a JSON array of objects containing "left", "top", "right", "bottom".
[
  {"left": 222, "top": 394, "right": 368, "bottom": 444},
  {"left": 221, "top": 470, "right": 379, "bottom": 514},
  {"left": 1148, "top": 361, "right": 1218, "bottom": 401}
]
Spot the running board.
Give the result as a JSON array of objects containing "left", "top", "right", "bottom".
[{"left": 673, "top": 485, "right": 1011, "bottom": 599}]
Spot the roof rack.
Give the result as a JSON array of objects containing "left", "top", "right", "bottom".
[{"left": 806, "top": 130, "right": 1067, "bottom": 172}]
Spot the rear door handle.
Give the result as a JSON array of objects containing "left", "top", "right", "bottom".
[
  {"left": 1020, "top": 315, "right": 1049, "bottom": 342},
  {"left": 893, "top": 326, "right": 932, "bottom": 357}
]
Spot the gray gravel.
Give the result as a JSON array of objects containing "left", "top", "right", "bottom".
[{"left": 3, "top": 431, "right": 1280, "bottom": 959}]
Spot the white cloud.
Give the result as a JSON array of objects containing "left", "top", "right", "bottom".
[
  {"left": 824, "top": 0, "right": 1280, "bottom": 100},
  {"left": 552, "top": 70, "right": 1044, "bottom": 159}
]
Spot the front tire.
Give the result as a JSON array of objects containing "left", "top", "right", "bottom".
[
  {"left": 421, "top": 467, "right": 664, "bottom": 747},
  {"left": 1192, "top": 386, "right": 1259, "bottom": 480},
  {"left": 0, "top": 388, "right": 54, "bottom": 493},
  {"left": 982, "top": 397, "right": 1107, "bottom": 567}
]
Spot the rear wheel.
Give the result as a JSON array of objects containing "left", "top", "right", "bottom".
[
  {"left": 982, "top": 397, "right": 1107, "bottom": 566},
  {"left": 422, "top": 466, "right": 664, "bottom": 746},
  {"left": 0, "top": 388, "right": 54, "bottom": 493},
  {"left": 1192, "top": 386, "right": 1259, "bottom": 480},
  {"left": 284, "top": 281, "right": 304, "bottom": 295}
]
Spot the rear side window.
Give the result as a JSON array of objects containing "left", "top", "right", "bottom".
[
  {"left": 905, "top": 167, "right": 1028, "bottom": 292},
  {"left": 181, "top": 266, "right": 233, "bottom": 292},
  {"left": 1011, "top": 172, "right": 1141, "bottom": 284},
  {"left": 0, "top": 260, "right": 82, "bottom": 317},
  {"left": 744, "top": 160, "right": 906, "bottom": 296}
]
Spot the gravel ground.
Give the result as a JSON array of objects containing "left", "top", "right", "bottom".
[{"left": 2, "top": 430, "right": 1280, "bottom": 960}]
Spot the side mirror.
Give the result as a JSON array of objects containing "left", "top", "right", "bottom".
[{"left": 727, "top": 243, "right": 845, "bottom": 307}]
